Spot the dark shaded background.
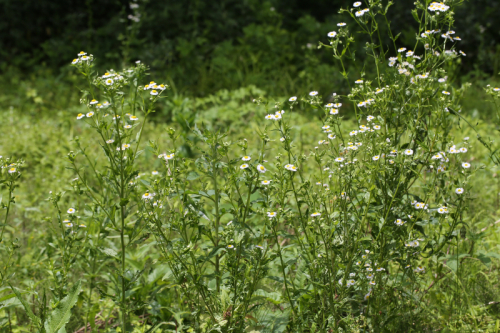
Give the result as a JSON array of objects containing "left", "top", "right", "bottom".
[{"left": 1, "top": 0, "right": 499, "bottom": 96}]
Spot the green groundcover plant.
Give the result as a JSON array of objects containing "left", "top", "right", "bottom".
[{"left": 1, "top": 0, "right": 500, "bottom": 332}]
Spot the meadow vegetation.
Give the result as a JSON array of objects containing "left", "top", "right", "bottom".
[{"left": 1, "top": 0, "right": 500, "bottom": 332}]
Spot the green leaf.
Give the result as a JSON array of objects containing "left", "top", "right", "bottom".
[
  {"left": 187, "top": 171, "right": 200, "bottom": 180},
  {"left": 9, "top": 285, "right": 41, "bottom": 327},
  {"left": 0, "top": 293, "right": 16, "bottom": 303},
  {"left": 44, "top": 280, "right": 82, "bottom": 333},
  {"left": 101, "top": 248, "right": 118, "bottom": 258}
]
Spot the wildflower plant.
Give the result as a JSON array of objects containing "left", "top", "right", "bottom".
[
  {"left": 0, "top": 157, "right": 23, "bottom": 287},
  {"left": 141, "top": 0, "right": 476, "bottom": 330},
  {"left": 68, "top": 52, "right": 167, "bottom": 331},
  {"left": 7, "top": 0, "right": 492, "bottom": 331}
]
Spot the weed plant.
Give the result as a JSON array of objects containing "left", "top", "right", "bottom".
[{"left": 1, "top": 0, "right": 500, "bottom": 332}]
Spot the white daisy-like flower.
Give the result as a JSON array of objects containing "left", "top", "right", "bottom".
[
  {"left": 106, "top": 139, "right": 114, "bottom": 144},
  {"left": 353, "top": 1, "right": 362, "bottom": 7},
  {"left": 328, "top": 31, "right": 337, "bottom": 38},
  {"left": 395, "top": 217, "right": 408, "bottom": 226},
  {"left": 437, "top": 207, "right": 448, "bottom": 214},
  {"left": 77, "top": 113, "right": 85, "bottom": 120},
  {"left": 355, "top": 79, "right": 363, "bottom": 84},
  {"left": 261, "top": 180, "right": 271, "bottom": 185},
  {"left": 65, "top": 222, "right": 73, "bottom": 227},
  {"left": 462, "top": 162, "right": 471, "bottom": 169},
  {"left": 414, "top": 265, "right": 425, "bottom": 273},
  {"left": 280, "top": 137, "right": 285, "bottom": 142},
  {"left": 242, "top": 156, "right": 251, "bottom": 161},
  {"left": 442, "top": 91, "right": 450, "bottom": 95},
  {"left": 81, "top": 55, "right": 90, "bottom": 61},
  {"left": 105, "top": 78, "right": 114, "bottom": 85},
  {"left": 373, "top": 125, "right": 381, "bottom": 130},
  {"left": 265, "top": 114, "right": 274, "bottom": 120},
  {"left": 67, "top": 208, "right": 76, "bottom": 214},
  {"left": 285, "top": 164, "right": 298, "bottom": 171},
  {"left": 71, "top": 59, "right": 79, "bottom": 65},
  {"left": 372, "top": 155, "right": 380, "bottom": 161},
  {"left": 165, "top": 153, "right": 175, "bottom": 160},
  {"left": 311, "top": 212, "right": 321, "bottom": 217},
  {"left": 330, "top": 108, "right": 339, "bottom": 115},
  {"left": 289, "top": 96, "right": 297, "bottom": 102},
  {"left": 8, "top": 167, "right": 17, "bottom": 174},
  {"left": 86, "top": 112, "right": 94, "bottom": 117},
  {"left": 150, "top": 90, "right": 159, "bottom": 96},
  {"left": 415, "top": 202, "right": 427, "bottom": 210},
  {"left": 124, "top": 125, "right": 132, "bottom": 129},
  {"left": 257, "top": 164, "right": 266, "bottom": 173},
  {"left": 142, "top": 192, "right": 153, "bottom": 200},
  {"left": 404, "top": 149, "right": 413, "bottom": 156},
  {"left": 267, "top": 212, "right": 277, "bottom": 218},
  {"left": 309, "top": 91, "right": 318, "bottom": 96},
  {"left": 240, "top": 164, "right": 249, "bottom": 170},
  {"left": 455, "top": 188, "right": 464, "bottom": 195},
  {"left": 398, "top": 47, "right": 407, "bottom": 53},
  {"left": 90, "top": 99, "right": 98, "bottom": 105},
  {"left": 328, "top": 134, "right": 336, "bottom": 139},
  {"left": 335, "top": 157, "right": 344, "bottom": 162},
  {"left": 494, "top": 88, "right": 500, "bottom": 92},
  {"left": 227, "top": 245, "right": 234, "bottom": 249},
  {"left": 349, "top": 130, "right": 358, "bottom": 136},
  {"left": 337, "top": 22, "right": 346, "bottom": 27},
  {"left": 130, "top": 115, "right": 139, "bottom": 121}
]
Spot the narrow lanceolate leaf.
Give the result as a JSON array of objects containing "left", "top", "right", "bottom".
[
  {"left": 44, "top": 280, "right": 82, "bottom": 333},
  {"left": 9, "top": 284, "right": 41, "bottom": 327}
]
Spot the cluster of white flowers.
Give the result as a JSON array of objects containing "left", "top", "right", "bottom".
[{"left": 428, "top": 2, "right": 450, "bottom": 12}]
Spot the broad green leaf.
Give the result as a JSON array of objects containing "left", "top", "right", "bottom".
[
  {"left": 9, "top": 284, "right": 41, "bottom": 327},
  {"left": 187, "top": 171, "right": 200, "bottom": 180},
  {"left": 44, "top": 280, "right": 82, "bottom": 333},
  {"left": 101, "top": 248, "right": 118, "bottom": 258}
]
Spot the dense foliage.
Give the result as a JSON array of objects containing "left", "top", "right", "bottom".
[
  {"left": 1, "top": 0, "right": 500, "bottom": 332},
  {"left": 1, "top": 0, "right": 500, "bottom": 96}
]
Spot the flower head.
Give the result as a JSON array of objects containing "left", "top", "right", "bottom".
[
  {"left": 67, "top": 208, "right": 76, "bottom": 214},
  {"left": 142, "top": 192, "right": 153, "bottom": 200},
  {"left": 394, "top": 219, "right": 405, "bottom": 226},
  {"left": 257, "top": 164, "right": 267, "bottom": 173}
]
